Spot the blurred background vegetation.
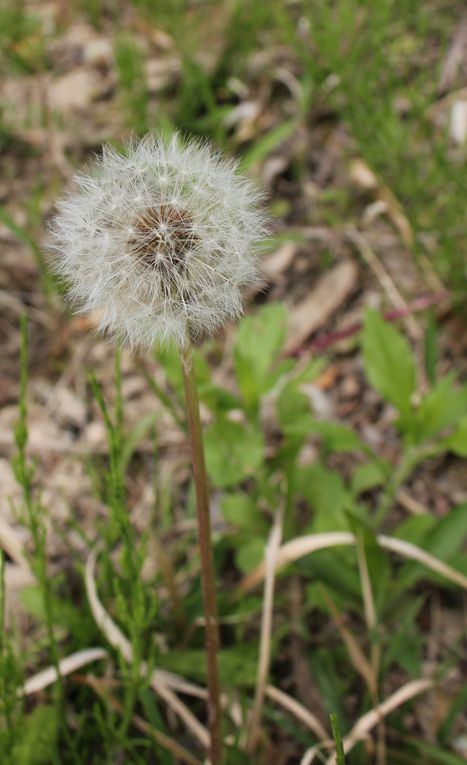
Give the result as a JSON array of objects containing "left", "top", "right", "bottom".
[{"left": 0, "top": 1, "right": 466, "bottom": 764}]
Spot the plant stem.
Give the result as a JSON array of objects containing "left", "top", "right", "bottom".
[{"left": 180, "top": 344, "right": 222, "bottom": 765}]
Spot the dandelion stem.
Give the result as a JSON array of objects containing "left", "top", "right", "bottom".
[{"left": 181, "top": 344, "right": 222, "bottom": 765}]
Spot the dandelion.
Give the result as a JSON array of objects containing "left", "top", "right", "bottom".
[
  {"left": 50, "top": 133, "right": 268, "bottom": 765},
  {"left": 50, "top": 133, "right": 267, "bottom": 350}
]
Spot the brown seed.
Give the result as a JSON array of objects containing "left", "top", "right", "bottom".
[{"left": 128, "top": 205, "right": 198, "bottom": 270}]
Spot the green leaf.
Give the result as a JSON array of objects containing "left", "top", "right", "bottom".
[
  {"left": 347, "top": 510, "right": 389, "bottom": 613},
  {"left": 414, "top": 375, "right": 467, "bottom": 442},
  {"left": 297, "top": 463, "right": 350, "bottom": 531},
  {"left": 205, "top": 418, "right": 264, "bottom": 488},
  {"left": 239, "top": 119, "right": 297, "bottom": 170},
  {"left": 234, "top": 303, "right": 287, "bottom": 409},
  {"left": 308, "top": 421, "right": 365, "bottom": 452},
  {"left": 198, "top": 383, "right": 241, "bottom": 412},
  {"left": 382, "top": 596, "right": 424, "bottom": 676},
  {"left": 277, "top": 382, "right": 312, "bottom": 434},
  {"left": 330, "top": 713, "right": 346, "bottom": 765},
  {"left": 362, "top": 310, "right": 416, "bottom": 418},
  {"left": 235, "top": 538, "right": 265, "bottom": 573},
  {"left": 446, "top": 415, "right": 467, "bottom": 457},
  {"left": 13, "top": 705, "right": 58, "bottom": 764},
  {"left": 351, "top": 460, "right": 389, "bottom": 496},
  {"left": 157, "top": 649, "right": 258, "bottom": 687},
  {"left": 220, "top": 493, "right": 267, "bottom": 534},
  {"left": 395, "top": 505, "right": 467, "bottom": 589}
]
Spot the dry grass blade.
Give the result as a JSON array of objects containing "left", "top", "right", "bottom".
[
  {"left": 247, "top": 503, "right": 285, "bottom": 752},
  {"left": 300, "top": 678, "right": 434, "bottom": 765},
  {"left": 346, "top": 229, "right": 421, "bottom": 340},
  {"left": 377, "top": 535, "right": 467, "bottom": 589},
  {"left": 85, "top": 545, "right": 209, "bottom": 749},
  {"left": 300, "top": 742, "right": 333, "bottom": 765},
  {"left": 265, "top": 685, "right": 329, "bottom": 741},
  {"left": 238, "top": 532, "right": 353, "bottom": 593},
  {"left": 349, "top": 159, "right": 414, "bottom": 249},
  {"left": 79, "top": 674, "right": 203, "bottom": 765},
  {"left": 22, "top": 648, "right": 108, "bottom": 695},
  {"left": 239, "top": 532, "right": 467, "bottom": 593},
  {"left": 325, "top": 678, "right": 434, "bottom": 764}
]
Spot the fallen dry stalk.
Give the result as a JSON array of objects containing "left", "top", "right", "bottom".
[
  {"left": 85, "top": 545, "right": 210, "bottom": 749},
  {"left": 325, "top": 678, "right": 434, "bottom": 764},
  {"left": 239, "top": 531, "right": 467, "bottom": 594},
  {"left": 22, "top": 647, "right": 108, "bottom": 696},
  {"left": 265, "top": 685, "right": 329, "bottom": 742},
  {"left": 247, "top": 503, "right": 284, "bottom": 752},
  {"left": 77, "top": 674, "right": 203, "bottom": 765}
]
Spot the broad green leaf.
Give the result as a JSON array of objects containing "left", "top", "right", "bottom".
[
  {"left": 446, "top": 416, "right": 467, "bottom": 457},
  {"left": 198, "top": 383, "right": 241, "bottom": 412},
  {"left": 235, "top": 538, "right": 265, "bottom": 573},
  {"left": 297, "top": 463, "right": 350, "bottom": 531},
  {"left": 382, "top": 596, "right": 424, "bottom": 676},
  {"left": 308, "top": 420, "right": 365, "bottom": 452},
  {"left": 205, "top": 418, "right": 263, "bottom": 488},
  {"left": 362, "top": 310, "right": 416, "bottom": 418},
  {"left": 422, "top": 503, "right": 467, "bottom": 562},
  {"left": 277, "top": 382, "right": 312, "bottom": 434},
  {"left": 220, "top": 493, "right": 267, "bottom": 534},
  {"left": 395, "top": 505, "right": 467, "bottom": 589},
  {"left": 414, "top": 375, "right": 467, "bottom": 442},
  {"left": 157, "top": 649, "right": 258, "bottom": 686},
  {"left": 234, "top": 303, "right": 287, "bottom": 409},
  {"left": 351, "top": 460, "right": 389, "bottom": 496},
  {"left": 303, "top": 550, "right": 361, "bottom": 601}
]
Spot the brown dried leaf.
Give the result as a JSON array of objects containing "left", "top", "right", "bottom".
[{"left": 285, "top": 260, "right": 358, "bottom": 354}]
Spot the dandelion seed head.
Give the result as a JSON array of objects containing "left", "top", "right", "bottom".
[{"left": 49, "top": 133, "right": 268, "bottom": 350}]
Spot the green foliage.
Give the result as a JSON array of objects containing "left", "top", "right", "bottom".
[
  {"left": 302, "top": 0, "right": 466, "bottom": 297},
  {"left": 114, "top": 34, "right": 149, "bottom": 135},
  {"left": 330, "top": 713, "right": 346, "bottom": 765},
  {"left": 205, "top": 418, "right": 264, "bottom": 488},
  {"left": 234, "top": 303, "right": 288, "bottom": 413},
  {"left": 7, "top": 297, "right": 467, "bottom": 764},
  {"left": 4, "top": 0, "right": 467, "bottom": 759},
  {"left": 12, "top": 705, "right": 58, "bottom": 765},
  {"left": 362, "top": 309, "right": 416, "bottom": 423},
  {"left": 0, "top": 3, "right": 46, "bottom": 74}
]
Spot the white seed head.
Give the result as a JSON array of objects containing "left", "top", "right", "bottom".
[{"left": 49, "top": 133, "right": 268, "bottom": 350}]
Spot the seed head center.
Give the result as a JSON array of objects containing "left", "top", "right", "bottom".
[{"left": 128, "top": 205, "right": 197, "bottom": 268}]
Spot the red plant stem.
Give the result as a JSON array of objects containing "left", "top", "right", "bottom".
[
  {"left": 181, "top": 345, "right": 222, "bottom": 765},
  {"left": 292, "top": 290, "right": 450, "bottom": 356}
]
